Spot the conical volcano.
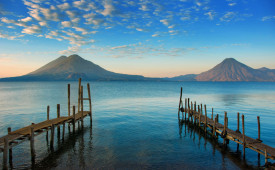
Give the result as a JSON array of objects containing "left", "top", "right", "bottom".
[
  {"left": 2, "top": 54, "right": 149, "bottom": 81},
  {"left": 195, "top": 58, "right": 275, "bottom": 81}
]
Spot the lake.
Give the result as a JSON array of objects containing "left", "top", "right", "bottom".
[{"left": 0, "top": 81, "right": 274, "bottom": 169}]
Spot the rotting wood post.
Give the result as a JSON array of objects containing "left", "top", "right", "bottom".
[
  {"left": 213, "top": 117, "right": 216, "bottom": 137},
  {"left": 87, "top": 83, "right": 92, "bottom": 125},
  {"left": 200, "top": 104, "right": 203, "bottom": 114},
  {"left": 47, "top": 105, "right": 50, "bottom": 120},
  {"left": 7, "top": 127, "right": 12, "bottom": 166},
  {"left": 3, "top": 137, "right": 8, "bottom": 170},
  {"left": 50, "top": 124, "right": 55, "bottom": 149},
  {"left": 178, "top": 87, "right": 182, "bottom": 118},
  {"left": 47, "top": 106, "right": 50, "bottom": 140},
  {"left": 78, "top": 78, "right": 81, "bottom": 112},
  {"left": 257, "top": 116, "right": 260, "bottom": 141},
  {"left": 73, "top": 106, "right": 76, "bottom": 133},
  {"left": 185, "top": 98, "right": 187, "bottom": 121},
  {"left": 57, "top": 104, "right": 60, "bottom": 136},
  {"left": 187, "top": 98, "right": 190, "bottom": 121},
  {"left": 211, "top": 108, "right": 213, "bottom": 120},
  {"left": 223, "top": 112, "right": 227, "bottom": 145},
  {"left": 204, "top": 105, "right": 207, "bottom": 132},
  {"left": 237, "top": 112, "right": 240, "bottom": 132},
  {"left": 68, "top": 84, "right": 70, "bottom": 116},
  {"left": 190, "top": 102, "right": 194, "bottom": 122},
  {"left": 242, "top": 114, "right": 246, "bottom": 159},
  {"left": 81, "top": 86, "right": 84, "bottom": 129},
  {"left": 30, "top": 127, "right": 35, "bottom": 162},
  {"left": 199, "top": 114, "right": 201, "bottom": 127},
  {"left": 194, "top": 102, "right": 196, "bottom": 112},
  {"left": 62, "top": 122, "right": 65, "bottom": 140}
]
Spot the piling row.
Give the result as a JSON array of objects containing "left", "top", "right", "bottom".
[
  {"left": 0, "top": 78, "right": 93, "bottom": 169},
  {"left": 177, "top": 87, "right": 275, "bottom": 165}
]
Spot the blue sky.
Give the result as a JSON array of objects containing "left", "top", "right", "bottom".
[{"left": 0, "top": 0, "right": 275, "bottom": 78}]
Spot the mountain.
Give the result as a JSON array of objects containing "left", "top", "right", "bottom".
[
  {"left": 166, "top": 74, "right": 197, "bottom": 81},
  {"left": 195, "top": 58, "right": 275, "bottom": 81},
  {"left": 0, "top": 54, "right": 154, "bottom": 81}
]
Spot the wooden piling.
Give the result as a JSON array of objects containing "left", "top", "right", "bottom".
[
  {"left": 223, "top": 112, "right": 227, "bottom": 145},
  {"left": 87, "top": 83, "right": 92, "bottom": 124},
  {"left": 62, "top": 122, "right": 65, "bottom": 139},
  {"left": 68, "top": 84, "right": 70, "bottom": 116},
  {"left": 204, "top": 105, "right": 207, "bottom": 132},
  {"left": 30, "top": 127, "right": 35, "bottom": 162},
  {"left": 81, "top": 86, "right": 84, "bottom": 128},
  {"left": 50, "top": 124, "right": 55, "bottom": 149},
  {"left": 57, "top": 104, "right": 60, "bottom": 136},
  {"left": 237, "top": 112, "right": 240, "bottom": 132},
  {"left": 211, "top": 108, "right": 213, "bottom": 120},
  {"left": 78, "top": 78, "right": 81, "bottom": 112},
  {"left": 187, "top": 98, "right": 190, "bottom": 121},
  {"left": 200, "top": 104, "right": 203, "bottom": 114},
  {"left": 217, "top": 114, "right": 219, "bottom": 123},
  {"left": 257, "top": 116, "right": 260, "bottom": 141},
  {"left": 3, "top": 137, "right": 8, "bottom": 170},
  {"left": 178, "top": 87, "right": 182, "bottom": 117},
  {"left": 7, "top": 128, "right": 12, "bottom": 165},
  {"left": 242, "top": 114, "right": 246, "bottom": 159},
  {"left": 73, "top": 106, "right": 76, "bottom": 133},
  {"left": 47, "top": 105, "right": 50, "bottom": 120},
  {"left": 213, "top": 117, "right": 216, "bottom": 137},
  {"left": 185, "top": 98, "right": 187, "bottom": 121}
]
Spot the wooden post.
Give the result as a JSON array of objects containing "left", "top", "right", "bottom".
[
  {"left": 62, "top": 122, "right": 65, "bottom": 139},
  {"left": 257, "top": 116, "right": 260, "bottom": 141},
  {"left": 7, "top": 128, "right": 12, "bottom": 166},
  {"left": 204, "top": 105, "right": 207, "bottom": 132},
  {"left": 191, "top": 102, "right": 193, "bottom": 122},
  {"left": 200, "top": 104, "right": 203, "bottom": 114},
  {"left": 47, "top": 105, "right": 50, "bottom": 120},
  {"left": 30, "top": 127, "right": 35, "bottom": 162},
  {"left": 199, "top": 114, "right": 201, "bottom": 127},
  {"left": 178, "top": 87, "right": 182, "bottom": 117},
  {"left": 237, "top": 112, "right": 240, "bottom": 132},
  {"left": 81, "top": 86, "right": 84, "bottom": 128},
  {"left": 242, "top": 114, "right": 246, "bottom": 159},
  {"left": 187, "top": 98, "right": 190, "bottom": 121},
  {"left": 3, "top": 137, "right": 8, "bottom": 170},
  {"left": 217, "top": 114, "right": 219, "bottom": 123},
  {"left": 194, "top": 102, "right": 196, "bottom": 112},
  {"left": 185, "top": 98, "right": 187, "bottom": 121},
  {"left": 198, "top": 105, "right": 200, "bottom": 114},
  {"left": 57, "top": 104, "right": 60, "bottom": 136},
  {"left": 68, "top": 84, "right": 70, "bottom": 116},
  {"left": 73, "top": 106, "right": 76, "bottom": 133},
  {"left": 78, "top": 78, "right": 81, "bottom": 112},
  {"left": 50, "top": 124, "right": 55, "bottom": 149},
  {"left": 213, "top": 117, "right": 216, "bottom": 137},
  {"left": 211, "top": 108, "right": 213, "bottom": 120},
  {"left": 223, "top": 112, "right": 227, "bottom": 145},
  {"left": 87, "top": 83, "right": 92, "bottom": 124}
]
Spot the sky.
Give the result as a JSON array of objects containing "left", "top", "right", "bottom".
[{"left": 0, "top": 0, "right": 275, "bottom": 78}]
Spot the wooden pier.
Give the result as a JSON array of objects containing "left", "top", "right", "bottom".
[
  {"left": 177, "top": 87, "right": 275, "bottom": 166},
  {"left": 0, "top": 78, "right": 92, "bottom": 169}
]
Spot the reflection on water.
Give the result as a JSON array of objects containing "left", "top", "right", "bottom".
[{"left": 0, "top": 81, "right": 274, "bottom": 169}]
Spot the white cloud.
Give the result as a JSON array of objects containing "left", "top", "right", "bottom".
[
  {"left": 139, "top": 4, "right": 149, "bottom": 11},
  {"left": 73, "top": 27, "right": 89, "bottom": 35},
  {"left": 152, "top": 34, "right": 160, "bottom": 37},
  {"left": 0, "top": 32, "right": 24, "bottom": 40},
  {"left": 204, "top": 11, "right": 215, "bottom": 20},
  {"left": 220, "top": 12, "right": 237, "bottom": 22},
  {"left": 57, "top": 3, "right": 70, "bottom": 10},
  {"left": 61, "top": 21, "right": 72, "bottom": 27},
  {"left": 39, "top": 21, "right": 47, "bottom": 26},
  {"left": 111, "top": 45, "right": 128, "bottom": 50},
  {"left": 101, "top": 0, "right": 117, "bottom": 16},
  {"left": 228, "top": 3, "right": 236, "bottom": 6},
  {"left": 20, "top": 17, "right": 32, "bottom": 22},
  {"left": 66, "top": 10, "right": 78, "bottom": 18},
  {"left": 261, "top": 16, "right": 275, "bottom": 21},
  {"left": 21, "top": 25, "right": 41, "bottom": 34},
  {"left": 160, "top": 19, "right": 170, "bottom": 26}
]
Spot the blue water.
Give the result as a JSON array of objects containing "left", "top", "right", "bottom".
[{"left": 0, "top": 81, "right": 274, "bottom": 169}]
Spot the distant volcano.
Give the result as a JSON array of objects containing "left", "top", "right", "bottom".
[
  {"left": 1, "top": 54, "right": 152, "bottom": 81},
  {"left": 195, "top": 58, "right": 275, "bottom": 81}
]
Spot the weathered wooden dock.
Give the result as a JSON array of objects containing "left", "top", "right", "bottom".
[
  {"left": 0, "top": 78, "right": 92, "bottom": 169},
  {"left": 177, "top": 87, "right": 275, "bottom": 166}
]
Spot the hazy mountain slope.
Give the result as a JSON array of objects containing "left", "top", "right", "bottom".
[
  {"left": 195, "top": 58, "right": 275, "bottom": 81},
  {"left": 167, "top": 74, "right": 197, "bottom": 81}
]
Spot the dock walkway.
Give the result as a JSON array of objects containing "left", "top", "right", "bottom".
[{"left": 178, "top": 87, "right": 275, "bottom": 164}]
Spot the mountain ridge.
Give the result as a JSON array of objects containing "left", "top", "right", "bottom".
[{"left": 0, "top": 55, "right": 274, "bottom": 82}]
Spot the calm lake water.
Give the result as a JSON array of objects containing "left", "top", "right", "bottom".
[{"left": 0, "top": 81, "right": 274, "bottom": 169}]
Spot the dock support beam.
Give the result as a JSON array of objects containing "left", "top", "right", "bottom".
[
  {"left": 30, "top": 127, "right": 35, "bottom": 162},
  {"left": 78, "top": 78, "right": 81, "bottom": 112},
  {"left": 242, "top": 114, "right": 246, "bottom": 159},
  {"left": 50, "top": 124, "right": 55, "bottom": 149},
  {"left": 57, "top": 104, "right": 60, "bottom": 137},
  {"left": 3, "top": 137, "right": 8, "bottom": 170},
  {"left": 8, "top": 127, "right": 12, "bottom": 167},
  {"left": 73, "top": 106, "right": 76, "bottom": 133},
  {"left": 68, "top": 84, "right": 70, "bottom": 116},
  {"left": 87, "top": 83, "right": 92, "bottom": 125},
  {"left": 81, "top": 86, "right": 84, "bottom": 129}
]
